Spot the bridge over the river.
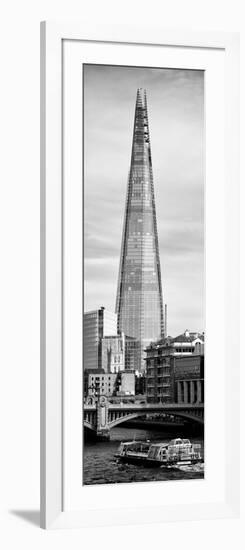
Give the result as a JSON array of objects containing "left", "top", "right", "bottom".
[{"left": 84, "top": 396, "right": 204, "bottom": 439}]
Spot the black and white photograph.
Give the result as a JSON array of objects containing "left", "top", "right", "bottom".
[
  {"left": 83, "top": 63, "right": 205, "bottom": 485},
  {"left": 83, "top": 64, "right": 205, "bottom": 486}
]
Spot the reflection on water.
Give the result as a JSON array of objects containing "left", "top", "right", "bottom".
[{"left": 83, "top": 426, "right": 204, "bottom": 486}]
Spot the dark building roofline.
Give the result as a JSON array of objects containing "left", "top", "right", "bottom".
[{"left": 145, "top": 330, "right": 205, "bottom": 350}]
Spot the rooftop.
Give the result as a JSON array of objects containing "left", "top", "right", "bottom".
[
  {"left": 146, "top": 330, "right": 205, "bottom": 349},
  {"left": 172, "top": 330, "right": 204, "bottom": 344}
]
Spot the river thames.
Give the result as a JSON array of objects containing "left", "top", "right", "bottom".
[{"left": 83, "top": 425, "right": 204, "bottom": 485}]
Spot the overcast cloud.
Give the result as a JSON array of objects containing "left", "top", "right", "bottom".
[{"left": 84, "top": 65, "right": 204, "bottom": 336}]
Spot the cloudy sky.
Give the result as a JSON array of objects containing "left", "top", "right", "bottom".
[{"left": 84, "top": 64, "right": 204, "bottom": 336}]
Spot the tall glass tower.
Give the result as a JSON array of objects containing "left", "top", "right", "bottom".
[{"left": 116, "top": 88, "right": 164, "bottom": 372}]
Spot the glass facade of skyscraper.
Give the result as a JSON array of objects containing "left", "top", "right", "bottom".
[
  {"left": 83, "top": 307, "right": 117, "bottom": 371},
  {"left": 116, "top": 89, "right": 164, "bottom": 372}
]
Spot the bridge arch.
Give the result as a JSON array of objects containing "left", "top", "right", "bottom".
[
  {"left": 108, "top": 410, "right": 203, "bottom": 429},
  {"left": 84, "top": 420, "right": 96, "bottom": 432}
]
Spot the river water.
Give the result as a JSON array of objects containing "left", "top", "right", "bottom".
[{"left": 83, "top": 426, "right": 204, "bottom": 485}]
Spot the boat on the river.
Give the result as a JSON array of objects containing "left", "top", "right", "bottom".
[{"left": 114, "top": 438, "right": 202, "bottom": 468}]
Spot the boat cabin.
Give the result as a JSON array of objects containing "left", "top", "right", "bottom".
[
  {"left": 118, "top": 441, "right": 151, "bottom": 457},
  {"left": 147, "top": 443, "right": 169, "bottom": 462}
]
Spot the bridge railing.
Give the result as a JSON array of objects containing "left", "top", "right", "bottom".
[{"left": 84, "top": 402, "right": 204, "bottom": 411}]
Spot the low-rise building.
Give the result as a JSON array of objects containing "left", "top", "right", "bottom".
[
  {"left": 135, "top": 373, "right": 146, "bottom": 396},
  {"left": 145, "top": 340, "right": 174, "bottom": 403},
  {"left": 174, "top": 355, "right": 204, "bottom": 405},
  {"left": 145, "top": 330, "right": 204, "bottom": 404},
  {"left": 116, "top": 371, "right": 135, "bottom": 396},
  {"left": 84, "top": 370, "right": 135, "bottom": 398}
]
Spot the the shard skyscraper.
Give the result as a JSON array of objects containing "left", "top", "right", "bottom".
[{"left": 116, "top": 88, "right": 164, "bottom": 372}]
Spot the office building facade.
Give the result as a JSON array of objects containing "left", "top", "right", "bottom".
[
  {"left": 174, "top": 355, "right": 204, "bottom": 405},
  {"left": 83, "top": 307, "right": 117, "bottom": 371},
  {"left": 101, "top": 333, "right": 139, "bottom": 374},
  {"left": 101, "top": 335, "right": 124, "bottom": 373}
]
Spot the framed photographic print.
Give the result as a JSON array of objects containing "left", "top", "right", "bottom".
[{"left": 40, "top": 23, "right": 240, "bottom": 529}]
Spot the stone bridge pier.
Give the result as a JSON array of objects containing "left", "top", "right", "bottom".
[{"left": 96, "top": 395, "right": 110, "bottom": 440}]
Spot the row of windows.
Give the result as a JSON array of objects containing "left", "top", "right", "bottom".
[
  {"left": 129, "top": 193, "right": 154, "bottom": 202},
  {"left": 126, "top": 240, "right": 155, "bottom": 246},
  {"left": 130, "top": 195, "right": 152, "bottom": 201},
  {"left": 126, "top": 241, "right": 155, "bottom": 247},
  {"left": 90, "top": 376, "right": 111, "bottom": 381},
  {"left": 174, "top": 347, "right": 194, "bottom": 353},
  {"left": 130, "top": 198, "right": 151, "bottom": 205},
  {"left": 127, "top": 240, "right": 154, "bottom": 246},
  {"left": 126, "top": 242, "right": 155, "bottom": 248}
]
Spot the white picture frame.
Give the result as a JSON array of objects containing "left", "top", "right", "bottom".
[{"left": 40, "top": 22, "right": 240, "bottom": 529}]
